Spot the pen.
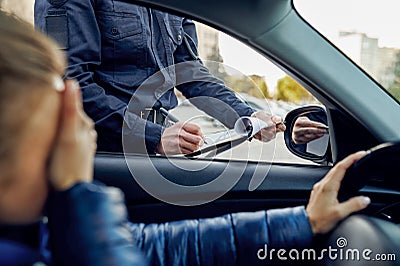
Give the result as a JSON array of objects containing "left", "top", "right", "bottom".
[
  {"left": 159, "top": 107, "right": 179, "bottom": 123},
  {"left": 317, "top": 125, "right": 329, "bottom": 134},
  {"left": 317, "top": 125, "right": 329, "bottom": 130},
  {"left": 159, "top": 107, "right": 208, "bottom": 144}
]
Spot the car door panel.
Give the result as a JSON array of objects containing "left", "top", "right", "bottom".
[{"left": 93, "top": 154, "right": 398, "bottom": 224}]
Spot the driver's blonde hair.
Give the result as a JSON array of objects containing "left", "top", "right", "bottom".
[{"left": 0, "top": 11, "right": 66, "bottom": 172}]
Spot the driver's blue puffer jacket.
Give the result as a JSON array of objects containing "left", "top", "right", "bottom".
[{"left": 0, "top": 182, "right": 313, "bottom": 265}]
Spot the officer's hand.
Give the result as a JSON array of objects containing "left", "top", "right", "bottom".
[
  {"left": 48, "top": 80, "right": 97, "bottom": 191},
  {"left": 251, "top": 111, "right": 286, "bottom": 142},
  {"left": 157, "top": 122, "right": 204, "bottom": 155},
  {"left": 306, "top": 151, "right": 370, "bottom": 234},
  {"left": 292, "top": 116, "right": 328, "bottom": 144}
]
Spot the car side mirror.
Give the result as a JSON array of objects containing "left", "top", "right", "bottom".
[{"left": 284, "top": 105, "right": 330, "bottom": 164}]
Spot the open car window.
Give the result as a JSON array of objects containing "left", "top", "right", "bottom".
[
  {"left": 174, "top": 22, "right": 322, "bottom": 164},
  {"left": 2, "top": 1, "right": 327, "bottom": 164},
  {"left": 294, "top": 0, "right": 400, "bottom": 103}
]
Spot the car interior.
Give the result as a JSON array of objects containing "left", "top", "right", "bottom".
[{"left": 88, "top": 0, "right": 400, "bottom": 264}]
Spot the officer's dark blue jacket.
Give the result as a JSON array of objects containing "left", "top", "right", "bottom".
[
  {"left": 0, "top": 182, "right": 313, "bottom": 265},
  {"left": 34, "top": 0, "right": 255, "bottom": 153}
]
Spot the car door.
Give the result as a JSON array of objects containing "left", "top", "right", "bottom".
[{"left": 93, "top": 0, "right": 400, "bottom": 226}]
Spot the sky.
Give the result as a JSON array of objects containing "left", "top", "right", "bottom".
[
  {"left": 294, "top": 0, "right": 400, "bottom": 48},
  {"left": 218, "top": 0, "right": 400, "bottom": 88}
]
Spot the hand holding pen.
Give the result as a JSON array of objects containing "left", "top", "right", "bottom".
[{"left": 156, "top": 108, "right": 206, "bottom": 155}]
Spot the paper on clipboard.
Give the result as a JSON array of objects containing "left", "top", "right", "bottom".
[{"left": 186, "top": 116, "right": 273, "bottom": 157}]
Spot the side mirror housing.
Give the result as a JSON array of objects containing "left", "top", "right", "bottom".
[{"left": 284, "top": 105, "right": 331, "bottom": 164}]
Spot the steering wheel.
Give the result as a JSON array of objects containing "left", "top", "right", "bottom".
[
  {"left": 339, "top": 142, "right": 400, "bottom": 198},
  {"left": 321, "top": 142, "right": 400, "bottom": 265}
]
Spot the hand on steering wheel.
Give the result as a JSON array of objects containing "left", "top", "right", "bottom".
[{"left": 306, "top": 151, "right": 371, "bottom": 234}]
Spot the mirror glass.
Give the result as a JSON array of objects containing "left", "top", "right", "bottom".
[{"left": 286, "top": 108, "right": 329, "bottom": 160}]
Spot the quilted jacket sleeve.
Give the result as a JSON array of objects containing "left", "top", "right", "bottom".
[
  {"left": 129, "top": 206, "right": 313, "bottom": 265},
  {"left": 47, "top": 182, "right": 313, "bottom": 266},
  {"left": 47, "top": 182, "right": 148, "bottom": 266}
]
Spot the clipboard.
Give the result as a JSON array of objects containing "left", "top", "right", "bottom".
[{"left": 185, "top": 116, "right": 274, "bottom": 158}]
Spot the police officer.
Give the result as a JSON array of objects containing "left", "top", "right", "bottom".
[{"left": 35, "top": 0, "right": 285, "bottom": 154}]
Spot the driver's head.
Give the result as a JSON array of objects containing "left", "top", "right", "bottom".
[{"left": 0, "top": 11, "right": 66, "bottom": 224}]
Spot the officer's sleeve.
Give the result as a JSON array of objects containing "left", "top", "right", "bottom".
[
  {"left": 34, "top": 0, "right": 163, "bottom": 153},
  {"left": 174, "top": 18, "right": 255, "bottom": 128}
]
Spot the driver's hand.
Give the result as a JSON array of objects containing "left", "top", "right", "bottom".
[
  {"left": 48, "top": 80, "right": 97, "bottom": 191},
  {"left": 292, "top": 116, "right": 328, "bottom": 144},
  {"left": 306, "top": 151, "right": 370, "bottom": 234},
  {"left": 157, "top": 122, "right": 204, "bottom": 155},
  {"left": 251, "top": 111, "right": 286, "bottom": 142}
]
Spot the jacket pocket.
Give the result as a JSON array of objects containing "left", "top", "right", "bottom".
[
  {"left": 96, "top": 12, "right": 146, "bottom": 80},
  {"left": 97, "top": 12, "right": 142, "bottom": 40},
  {"left": 165, "top": 15, "right": 184, "bottom": 46}
]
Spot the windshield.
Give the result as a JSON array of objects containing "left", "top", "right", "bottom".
[{"left": 294, "top": 0, "right": 400, "bottom": 103}]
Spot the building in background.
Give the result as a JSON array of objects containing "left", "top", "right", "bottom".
[
  {"left": 338, "top": 31, "right": 399, "bottom": 88},
  {"left": 338, "top": 32, "right": 379, "bottom": 78},
  {"left": 194, "top": 22, "right": 222, "bottom": 62},
  {"left": 377, "top": 47, "right": 398, "bottom": 88}
]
